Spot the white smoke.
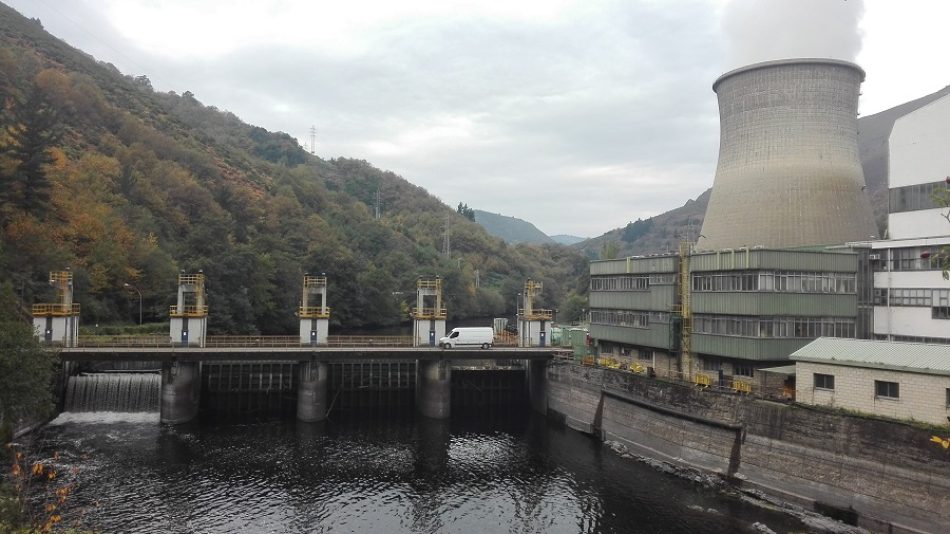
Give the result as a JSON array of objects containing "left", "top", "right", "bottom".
[{"left": 721, "top": 0, "right": 865, "bottom": 70}]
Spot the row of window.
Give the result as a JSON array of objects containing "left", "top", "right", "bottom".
[
  {"left": 590, "top": 274, "right": 676, "bottom": 291},
  {"left": 872, "top": 246, "right": 945, "bottom": 272},
  {"left": 691, "top": 271, "right": 857, "bottom": 294},
  {"left": 874, "top": 334, "right": 950, "bottom": 345},
  {"left": 888, "top": 180, "right": 946, "bottom": 213},
  {"left": 872, "top": 288, "right": 950, "bottom": 319},
  {"left": 590, "top": 309, "right": 671, "bottom": 328},
  {"left": 692, "top": 315, "right": 857, "bottom": 339},
  {"left": 814, "top": 373, "right": 903, "bottom": 400}
]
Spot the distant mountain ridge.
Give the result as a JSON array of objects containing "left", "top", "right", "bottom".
[
  {"left": 472, "top": 209, "right": 554, "bottom": 245},
  {"left": 550, "top": 234, "right": 586, "bottom": 246}
]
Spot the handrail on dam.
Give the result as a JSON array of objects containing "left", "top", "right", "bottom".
[{"left": 75, "top": 334, "right": 521, "bottom": 349}]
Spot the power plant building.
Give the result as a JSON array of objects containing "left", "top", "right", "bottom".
[
  {"left": 697, "top": 59, "right": 878, "bottom": 251},
  {"left": 589, "top": 59, "right": 879, "bottom": 392},
  {"left": 869, "top": 92, "right": 950, "bottom": 344}
]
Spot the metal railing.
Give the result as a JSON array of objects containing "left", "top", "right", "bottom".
[
  {"left": 78, "top": 335, "right": 170, "bottom": 348},
  {"left": 298, "top": 306, "right": 331, "bottom": 318},
  {"left": 410, "top": 307, "right": 447, "bottom": 319},
  {"left": 518, "top": 308, "right": 554, "bottom": 320},
  {"left": 32, "top": 303, "right": 81, "bottom": 316},
  {"left": 169, "top": 305, "right": 209, "bottom": 317},
  {"left": 75, "top": 335, "right": 419, "bottom": 349},
  {"left": 575, "top": 357, "right": 788, "bottom": 400}
]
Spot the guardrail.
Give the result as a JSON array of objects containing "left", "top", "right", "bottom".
[
  {"left": 575, "top": 357, "right": 789, "bottom": 400},
  {"left": 32, "top": 303, "right": 81, "bottom": 316},
  {"left": 72, "top": 333, "right": 549, "bottom": 350}
]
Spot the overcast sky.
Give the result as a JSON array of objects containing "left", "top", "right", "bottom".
[{"left": 8, "top": 0, "right": 950, "bottom": 237}]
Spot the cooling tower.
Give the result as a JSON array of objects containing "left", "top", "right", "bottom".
[{"left": 696, "top": 59, "right": 879, "bottom": 251}]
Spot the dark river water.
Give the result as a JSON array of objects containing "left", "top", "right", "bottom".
[{"left": 24, "top": 409, "right": 806, "bottom": 533}]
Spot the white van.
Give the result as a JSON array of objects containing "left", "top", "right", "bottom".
[{"left": 439, "top": 327, "right": 494, "bottom": 349}]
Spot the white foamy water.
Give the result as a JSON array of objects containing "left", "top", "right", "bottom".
[{"left": 48, "top": 411, "right": 161, "bottom": 425}]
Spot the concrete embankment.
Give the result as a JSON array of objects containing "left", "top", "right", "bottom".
[{"left": 546, "top": 362, "right": 950, "bottom": 534}]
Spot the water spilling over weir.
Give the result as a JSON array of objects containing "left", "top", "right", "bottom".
[{"left": 64, "top": 372, "right": 161, "bottom": 412}]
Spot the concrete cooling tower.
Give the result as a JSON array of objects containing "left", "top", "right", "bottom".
[{"left": 696, "top": 58, "right": 879, "bottom": 251}]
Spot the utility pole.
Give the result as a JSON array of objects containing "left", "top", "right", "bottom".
[
  {"left": 309, "top": 125, "right": 316, "bottom": 155},
  {"left": 375, "top": 188, "right": 381, "bottom": 220},
  {"left": 442, "top": 215, "right": 450, "bottom": 257}
]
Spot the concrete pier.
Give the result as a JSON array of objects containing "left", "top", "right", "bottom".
[
  {"left": 160, "top": 361, "right": 201, "bottom": 424},
  {"left": 527, "top": 360, "right": 548, "bottom": 414},
  {"left": 416, "top": 359, "right": 451, "bottom": 419},
  {"left": 297, "top": 360, "right": 329, "bottom": 422}
]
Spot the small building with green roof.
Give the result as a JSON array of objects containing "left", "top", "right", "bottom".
[{"left": 791, "top": 338, "right": 950, "bottom": 426}]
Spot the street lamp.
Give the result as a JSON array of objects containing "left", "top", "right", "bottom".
[{"left": 124, "top": 283, "right": 142, "bottom": 325}]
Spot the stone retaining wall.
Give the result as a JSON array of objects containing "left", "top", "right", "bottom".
[{"left": 546, "top": 362, "right": 950, "bottom": 533}]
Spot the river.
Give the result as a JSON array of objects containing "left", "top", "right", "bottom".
[{"left": 20, "top": 407, "right": 808, "bottom": 533}]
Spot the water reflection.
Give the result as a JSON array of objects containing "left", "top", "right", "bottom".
[{"left": 27, "top": 409, "right": 805, "bottom": 533}]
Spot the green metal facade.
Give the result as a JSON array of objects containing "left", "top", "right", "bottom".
[
  {"left": 691, "top": 335, "right": 812, "bottom": 361},
  {"left": 589, "top": 286, "right": 675, "bottom": 312},
  {"left": 589, "top": 249, "right": 861, "bottom": 363},
  {"left": 590, "top": 256, "right": 677, "bottom": 275},
  {"left": 590, "top": 324, "right": 673, "bottom": 350},
  {"left": 690, "top": 293, "right": 856, "bottom": 316},
  {"left": 689, "top": 249, "right": 857, "bottom": 273}
]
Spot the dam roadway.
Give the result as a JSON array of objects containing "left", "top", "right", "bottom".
[{"left": 58, "top": 346, "right": 565, "bottom": 362}]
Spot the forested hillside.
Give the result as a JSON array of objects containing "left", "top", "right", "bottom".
[
  {"left": 0, "top": 4, "right": 589, "bottom": 333},
  {"left": 472, "top": 209, "right": 554, "bottom": 245}
]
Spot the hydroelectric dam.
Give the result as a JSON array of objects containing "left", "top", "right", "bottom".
[{"left": 58, "top": 340, "right": 567, "bottom": 424}]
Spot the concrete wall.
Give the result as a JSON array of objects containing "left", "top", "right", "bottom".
[
  {"left": 796, "top": 361, "right": 950, "bottom": 426},
  {"left": 546, "top": 363, "right": 950, "bottom": 533},
  {"left": 33, "top": 315, "right": 78, "bottom": 346}
]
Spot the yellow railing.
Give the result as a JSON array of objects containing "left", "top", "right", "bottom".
[
  {"left": 303, "top": 276, "right": 327, "bottom": 287},
  {"left": 694, "top": 372, "right": 712, "bottom": 387},
  {"left": 519, "top": 308, "right": 554, "bottom": 320},
  {"left": 410, "top": 307, "right": 447, "bottom": 319},
  {"left": 32, "top": 303, "right": 80, "bottom": 316},
  {"left": 178, "top": 274, "right": 205, "bottom": 286},
  {"left": 417, "top": 279, "right": 441, "bottom": 290},
  {"left": 169, "top": 305, "right": 209, "bottom": 317},
  {"left": 298, "top": 306, "right": 331, "bottom": 318},
  {"left": 732, "top": 379, "right": 753, "bottom": 394},
  {"left": 49, "top": 271, "right": 72, "bottom": 284}
]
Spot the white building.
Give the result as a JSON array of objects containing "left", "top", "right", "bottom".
[
  {"left": 871, "top": 92, "right": 950, "bottom": 344},
  {"left": 792, "top": 338, "right": 950, "bottom": 426}
]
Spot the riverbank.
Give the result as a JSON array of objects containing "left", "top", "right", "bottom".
[{"left": 547, "top": 362, "right": 950, "bottom": 534}]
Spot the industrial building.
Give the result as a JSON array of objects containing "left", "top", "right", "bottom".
[
  {"left": 869, "top": 92, "right": 950, "bottom": 344},
  {"left": 698, "top": 59, "right": 878, "bottom": 251},
  {"left": 589, "top": 59, "right": 878, "bottom": 389},
  {"left": 792, "top": 338, "right": 950, "bottom": 426},
  {"left": 589, "top": 247, "right": 863, "bottom": 391}
]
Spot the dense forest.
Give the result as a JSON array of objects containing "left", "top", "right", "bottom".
[{"left": 0, "top": 4, "right": 589, "bottom": 335}]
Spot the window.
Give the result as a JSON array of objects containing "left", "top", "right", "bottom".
[
  {"left": 889, "top": 180, "right": 944, "bottom": 213},
  {"left": 946, "top": 388, "right": 950, "bottom": 408},
  {"left": 875, "top": 380, "right": 899, "bottom": 399},
  {"left": 734, "top": 364, "right": 754, "bottom": 377},
  {"left": 638, "top": 349, "right": 652, "bottom": 361},
  {"left": 814, "top": 373, "right": 835, "bottom": 390}
]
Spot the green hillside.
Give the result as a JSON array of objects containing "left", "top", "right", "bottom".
[
  {"left": 0, "top": 3, "right": 589, "bottom": 333},
  {"left": 472, "top": 209, "right": 555, "bottom": 245}
]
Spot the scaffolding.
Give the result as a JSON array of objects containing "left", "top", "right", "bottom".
[
  {"left": 169, "top": 272, "right": 208, "bottom": 318},
  {"left": 520, "top": 279, "right": 553, "bottom": 320},
  {"left": 299, "top": 275, "right": 330, "bottom": 318},
  {"left": 678, "top": 241, "right": 693, "bottom": 382},
  {"left": 410, "top": 276, "right": 446, "bottom": 319}
]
